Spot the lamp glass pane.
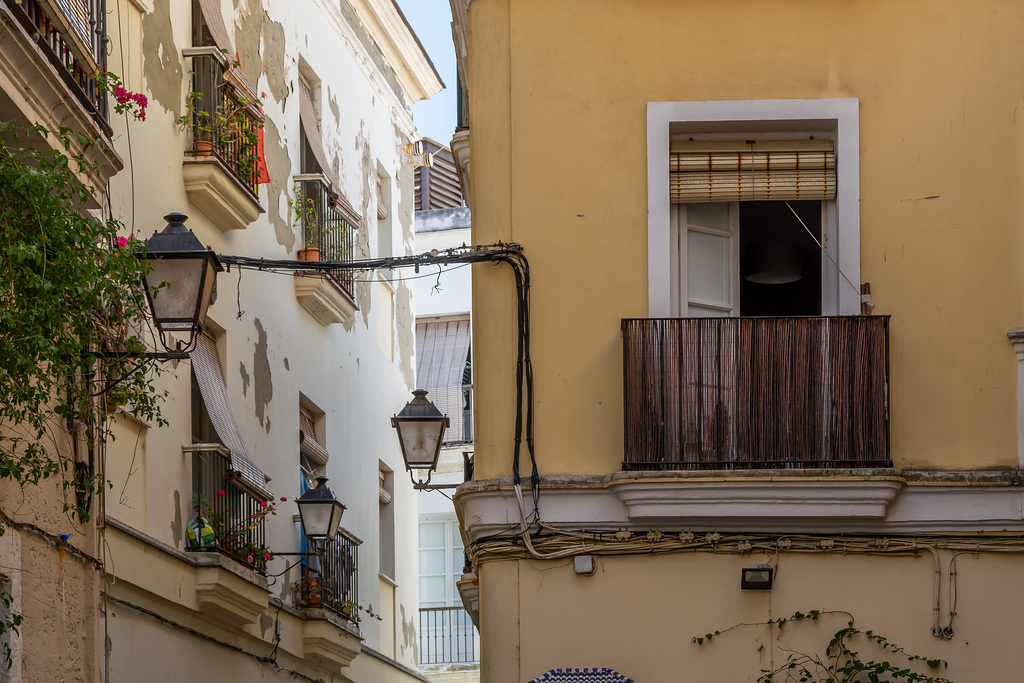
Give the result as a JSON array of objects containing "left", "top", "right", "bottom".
[
  {"left": 147, "top": 257, "right": 206, "bottom": 330},
  {"left": 196, "top": 257, "right": 218, "bottom": 326},
  {"left": 327, "top": 501, "right": 344, "bottom": 538},
  {"left": 398, "top": 420, "right": 445, "bottom": 467},
  {"left": 299, "top": 501, "right": 335, "bottom": 538}
]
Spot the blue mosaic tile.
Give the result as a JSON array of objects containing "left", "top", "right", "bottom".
[{"left": 529, "top": 668, "right": 633, "bottom": 683}]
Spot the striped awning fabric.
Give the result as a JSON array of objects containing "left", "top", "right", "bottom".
[
  {"left": 670, "top": 145, "right": 835, "bottom": 203},
  {"left": 196, "top": 0, "right": 232, "bottom": 52},
  {"left": 299, "top": 81, "right": 361, "bottom": 227},
  {"left": 416, "top": 316, "right": 471, "bottom": 442},
  {"left": 192, "top": 335, "right": 272, "bottom": 501},
  {"left": 299, "top": 409, "right": 329, "bottom": 467},
  {"left": 37, "top": 0, "right": 100, "bottom": 72}
]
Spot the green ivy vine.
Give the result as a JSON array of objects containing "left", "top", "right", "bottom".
[
  {"left": 0, "top": 122, "right": 166, "bottom": 665},
  {"left": 694, "top": 609, "right": 953, "bottom": 682}
]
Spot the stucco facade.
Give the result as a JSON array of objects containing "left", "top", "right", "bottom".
[
  {"left": 449, "top": 1, "right": 1024, "bottom": 681},
  {"left": 1, "top": 0, "right": 441, "bottom": 680}
]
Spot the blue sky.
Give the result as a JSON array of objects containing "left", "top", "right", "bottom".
[{"left": 395, "top": 0, "right": 458, "bottom": 145}]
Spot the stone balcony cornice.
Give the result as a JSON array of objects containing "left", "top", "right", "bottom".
[
  {"left": 455, "top": 470, "right": 1024, "bottom": 542},
  {"left": 0, "top": 3, "right": 122, "bottom": 207}
]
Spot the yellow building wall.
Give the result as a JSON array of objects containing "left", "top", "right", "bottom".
[
  {"left": 467, "top": 0, "right": 1024, "bottom": 478},
  {"left": 477, "top": 550, "right": 1019, "bottom": 683}
]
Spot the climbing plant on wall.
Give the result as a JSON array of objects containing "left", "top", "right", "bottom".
[
  {"left": 694, "top": 609, "right": 953, "bottom": 682},
  {"left": 0, "top": 122, "right": 165, "bottom": 508},
  {"left": 0, "top": 122, "right": 167, "bottom": 665}
]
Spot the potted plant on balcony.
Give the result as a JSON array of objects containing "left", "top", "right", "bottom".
[
  {"left": 177, "top": 89, "right": 213, "bottom": 155},
  {"left": 190, "top": 493, "right": 283, "bottom": 572},
  {"left": 292, "top": 575, "right": 331, "bottom": 608},
  {"left": 293, "top": 187, "right": 322, "bottom": 262}
]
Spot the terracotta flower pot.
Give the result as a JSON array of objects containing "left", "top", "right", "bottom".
[
  {"left": 298, "top": 247, "right": 321, "bottom": 262},
  {"left": 192, "top": 140, "right": 213, "bottom": 156}
]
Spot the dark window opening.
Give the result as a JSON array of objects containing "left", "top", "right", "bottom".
[
  {"left": 739, "top": 200, "right": 822, "bottom": 317},
  {"left": 191, "top": 0, "right": 216, "bottom": 47}
]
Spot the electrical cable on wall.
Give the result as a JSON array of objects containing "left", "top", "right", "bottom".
[{"left": 220, "top": 243, "right": 542, "bottom": 527}]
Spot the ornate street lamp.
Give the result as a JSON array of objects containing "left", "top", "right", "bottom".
[
  {"left": 295, "top": 476, "right": 347, "bottom": 543},
  {"left": 391, "top": 390, "right": 450, "bottom": 488},
  {"left": 142, "top": 212, "right": 222, "bottom": 352}
]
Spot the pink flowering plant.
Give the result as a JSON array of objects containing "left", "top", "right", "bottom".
[
  {"left": 96, "top": 70, "right": 148, "bottom": 121},
  {"left": 192, "top": 493, "right": 287, "bottom": 572}
]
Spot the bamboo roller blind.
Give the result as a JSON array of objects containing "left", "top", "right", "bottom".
[{"left": 670, "top": 141, "right": 836, "bottom": 203}]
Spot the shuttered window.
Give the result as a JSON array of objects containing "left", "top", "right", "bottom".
[
  {"left": 669, "top": 140, "right": 835, "bottom": 204},
  {"left": 299, "top": 408, "right": 329, "bottom": 468},
  {"left": 299, "top": 80, "right": 361, "bottom": 227},
  {"left": 416, "top": 316, "right": 471, "bottom": 443}
]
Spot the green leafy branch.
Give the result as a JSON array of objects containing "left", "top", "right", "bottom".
[{"left": 694, "top": 610, "right": 952, "bottom": 683}]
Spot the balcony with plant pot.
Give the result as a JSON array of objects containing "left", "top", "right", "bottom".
[
  {"left": 179, "top": 47, "right": 265, "bottom": 231},
  {"left": 293, "top": 174, "right": 358, "bottom": 325},
  {"left": 181, "top": 443, "right": 275, "bottom": 625},
  {"left": 0, "top": 0, "right": 123, "bottom": 203},
  {"left": 289, "top": 530, "right": 365, "bottom": 669}
]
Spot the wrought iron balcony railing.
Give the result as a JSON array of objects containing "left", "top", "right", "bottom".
[
  {"left": 5, "top": 0, "right": 109, "bottom": 131},
  {"left": 419, "top": 606, "right": 478, "bottom": 666},
  {"left": 183, "top": 48, "right": 261, "bottom": 196},
  {"left": 622, "top": 316, "right": 891, "bottom": 470},
  {"left": 188, "top": 444, "right": 269, "bottom": 573},
  {"left": 293, "top": 532, "right": 359, "bottom": 622},
  {"left": 295, "top": 174, "right": 356, "bottom": 296}
]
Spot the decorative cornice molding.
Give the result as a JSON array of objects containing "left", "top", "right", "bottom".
[
  {"left": 450, "top": 129, "right": 471, "bottom": 208},
  {"left": 348, "top": 0, "right": 444, "bottom": 103},
  {"left": 455, "top": 471, "right": 1024, "bottom": 541}
]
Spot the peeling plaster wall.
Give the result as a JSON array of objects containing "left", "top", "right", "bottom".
[
  {"left": 140, "top": 0, "right": 183, "bottom": 117},
  {"left": 98, "top": 0, "right": 429, "bottom": 679},
  {"left": 0, "top": 474, "right": 100, "bottom": 683}
]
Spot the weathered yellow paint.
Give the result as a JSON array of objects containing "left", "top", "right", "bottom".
[
  {"left": 476, "top": 551, "right": 1024, "bottom": 683},
  {"left": 469, "top": 0, "right": 1024, "bottom": 478}
]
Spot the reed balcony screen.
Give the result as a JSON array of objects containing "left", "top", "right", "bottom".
[
  {"left": 295, "top": 174, "right": 356, "bottom": 296},
  {"left": 6, "top": 0, "right": 109, "bottom": 129},
  {"left": 419, "top": 606, "right": 478, "bottom": 665},
  {"left": 189, "top": 445, "right": 269, "bottom": 573},
  {"left": 622, "top": 316, "right": 890, "bottom": 470},
  {"left": 185, "top": 50, "right": 261, "bottom": 195}
]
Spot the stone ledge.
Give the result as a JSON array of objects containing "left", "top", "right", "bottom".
[
  {"left": 455, "top": 471, "right": 1024, "bottom": 540},
  {"left": 613, "top": 479, "right": 902, "bottom": 520},
  {"left": 299, "top": 608, "right": 362, "bottom": 670},
  {"left": 450, "top": 129, "right": 471, "bottom": 207},
  {"left": 191, "top": 551, "right": 270, "bottom": 627},
  {"left": 182, "top": 156, "right": 263, "bottom": 231},
  {"left": 456, "top": 571, "right": 479, "bottom": 630},
  {"left": 295, "top": 275, "right": 358, "bottom": 325}
]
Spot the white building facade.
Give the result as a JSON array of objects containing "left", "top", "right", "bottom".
[{"left": 96, "top": 0, "right": 442, "bottom": 681}]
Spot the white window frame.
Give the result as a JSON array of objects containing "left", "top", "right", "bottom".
[
  {"left": 418, "top": 514, "right": 464, "bottom": 608},
  {"left": 671, "top": 203, "right": 740, "bottom": 317},
  {"left": 648, "top": 99, "right": 860, "bottom": 317}
]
